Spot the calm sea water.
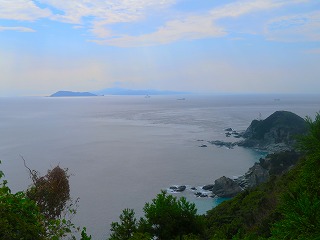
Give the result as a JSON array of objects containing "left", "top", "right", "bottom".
[{"left": 0, "top": 94, "right": 319, "bottom": 239}]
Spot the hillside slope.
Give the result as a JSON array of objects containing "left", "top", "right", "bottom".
[{"left": 205, "top": 113, "right": 320, "bottom": 240}]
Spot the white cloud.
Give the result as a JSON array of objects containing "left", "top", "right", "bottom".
[
  {"left": 38, "top": 0, "right": 176, "bottom": 24},
  {"left": 0, "top": 26, "right": 35, "bottom": 32},
  {"left": 93, "top": 15, "right": 226, "bottom": 47},
  {"left": 0, "top": 0, "right": 313, "bottom": 46},
  {"left": 266, "top": 11, "right": 320, "bottom": 42},
  {"left": 0, "top": 0, "right": 51, "bottom": 21},
  {"left": 210, "top": 0, "right": 308, "bottom": 18},
  {"left": 94, "top": 0, "right": 310, "bottom": 47},
  {"left": 34, "top": 0, "right": 178, "bottom": 43}
]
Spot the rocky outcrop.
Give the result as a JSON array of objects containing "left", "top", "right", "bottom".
[
  {"left": 172, "top": 111, "right": 306, "bottom": 200},
  {"left": 235, "top": 163, "right": 269, "bottom": 189},
  {"left": 166, "top": 152, "right": 300, "bottom": 199},
  {"left": 239, "top": 111, "right": 307, "bottom": 152},
  {"left": 202, "top": 184, "right": 214, "bottom": 191},
  {"left": 169, "top": 185, "right": 186, "bottom": 192},
  {"left": 208, "top": 140, "right": 236, "bottom": 149},
  {"left": 246, "top": 163, "right": 269, "bottom": 188},
  {"left": 209, "top": 151, "right": 301, "bottom": 198},
  {"left": 212, "top": 176, "right": 242, "bottom": 198},
  {"left": 210, "top": 163, "right": 269, "bottom": 197},
  {"left": 209, "top": 111, "right": 307, "bottom": 153}
]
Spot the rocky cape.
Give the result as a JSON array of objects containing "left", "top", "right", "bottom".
[
  {"left": 209, "top": 111, "right": 307, "bottom": 152},
  {"left": 170, "top": 111, "right": 307, "bottom": 199}
]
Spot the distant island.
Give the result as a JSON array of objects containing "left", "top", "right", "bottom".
[{"left": 50, "top": 91, "right": 97, "bottom": 97}]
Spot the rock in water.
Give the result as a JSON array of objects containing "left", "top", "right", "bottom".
[
  {"left": 212, "top": 176, "right": 242, "bottom": 198},
  {"left": 170, "top": 185, "right": 186, "bottom": 192},
  {"left": 176, "top": 185, "right": 186, "bottom": 192},
  {"left": 202, "top": 184, "right": 214, "bottom": 191}
]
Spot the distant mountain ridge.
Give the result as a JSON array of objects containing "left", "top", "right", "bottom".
[
  {"left": 93, "top": 87, "right": 189, "bottom": 96},
  {"left": 50, "top": 91, "right": 97, "bottom": 97}
]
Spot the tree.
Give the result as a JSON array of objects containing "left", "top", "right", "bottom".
[
  {"left": 0, "top": 161, "right": 46, "bottom": 240},
  {"left": 109, "top": 208, "right": 137, "bottom": 240},
  {"left": 143, "top": 191, "right": 202, "bottom": 240},
  {"left": 297, "top": 112, "right": 320, "bottom": 159},
  {"left": 25, "top": 163, "right": 80, "bottom": 239},
  {"left": 25, "top": 163, "right": 71, "bottom": 220},
  {"left": 1, "top": 159, "right": 88, "bottom": 239},
  {"left": 110, "top": 191, "right": 203, "bottom": 240},
  {"left": 271, "top": 113, "right": 320, "bottom": 239}
]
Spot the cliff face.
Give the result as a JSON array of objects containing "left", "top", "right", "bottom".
[
  {"left": 239, "top": 111, "right": 307, "bottom": 151},
  {"left": 209, "top": 151, "right": 301, "bottom": 198}
]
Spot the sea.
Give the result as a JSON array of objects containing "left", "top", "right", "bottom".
[{"left": 0, "top": 94, "right": 319, "bottom": 239}]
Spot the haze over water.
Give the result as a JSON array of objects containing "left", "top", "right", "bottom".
[{"left": 0, "top": 94, "right": 320, "bottom": 238}]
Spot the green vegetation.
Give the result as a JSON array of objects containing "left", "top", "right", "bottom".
[
  {"left": 109, "top": 191, "right": 203, "bottom": 240},
  {"left": 0, "top": 161, "right": 91, "bottom": 240},
  {"left": 270, "top": 113, "right": 320, "bottom": 240},
  {"left": 0, "top": 166, "right": 46, "bottom": 240}
]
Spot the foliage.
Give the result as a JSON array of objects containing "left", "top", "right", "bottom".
[
  {"left": 203, "top": 113, "right": 320, "bottom": 239},
  {"left": 0, "top": 160, "right": 46, "bottom": 240},
  {"left": 109, "top": 209, "right": 137, "bottom": 240},
  {"left": 26, "top": 165, "right": 71, "bottom": 220},
  {"left": 109, "top": 191, "right": 203, "bottom": 240},
  {"left": 0, "top": 160, "right": 85, "bottom": 240},
  {"left": 143, "top": 191, "right": 201, "bottom": 240},
  {"left": 23, "top": 161, "right": 82, "bottom": 239},
  {"left": 271, "top": 191, "right": 320, "bottom": 239},
  {"left": 80, "top": 227, "right": 92, "bottom": 240},
  {"left": 270, "top": 113, "right": 320, "bottom": 239},
  {"left": 205, "top": 152, "right": 302, "bottom": 239},
  {"left": 297, "top": 112, "right": 320, "bottom": 159}
]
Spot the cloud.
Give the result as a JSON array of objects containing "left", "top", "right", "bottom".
[
  {"left": 35, "top": 0, "right": 178, "bottom": 42},
  {"left": 92, "top": 0, "right": 309, "bottom": 47},
  {"left": 0, "top": 26, "right": 35, "bottom": 32},
  {"left": 209, "top": 0, "right": 308, "bottom": 18},
  {"left": 38, "top": 0, "right": 176, "bottom": 24},
  {"left": 0, "top": 0, "right": 312, "bottom": 47},
  {"left": 0, "top": 0, "right": 51, "bottom": 21},
  {"left": 266, "top": 11, "right": 320, "bottom": 42},
  {"left": 92, "top": 15, "right": 226, "bottom": 47}
]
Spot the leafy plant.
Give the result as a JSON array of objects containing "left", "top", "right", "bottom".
[
  {"left": 0, "top": 160, "right": 46, "bottom": 240},
  {"left": 109, "top": 191, "right": 203, "bottom": 240}
]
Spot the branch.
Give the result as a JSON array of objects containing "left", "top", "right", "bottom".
[{"left": 20, "top": 155, "right": 38, "bottom": 183}]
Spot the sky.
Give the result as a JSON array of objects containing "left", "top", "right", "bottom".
[{"left": 0, "top": 0, "right": 319, "bottom": 96}]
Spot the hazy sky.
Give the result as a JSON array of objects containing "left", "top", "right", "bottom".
[{"left": 0, "top": 0, "right": 319, "bottom": 96}]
